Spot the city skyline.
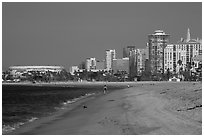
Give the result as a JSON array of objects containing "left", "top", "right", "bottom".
[{"left": 2, "top": 2, "right": 202, "bottom": 70}]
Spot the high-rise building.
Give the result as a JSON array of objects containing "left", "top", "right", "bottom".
[
  {"left": 164, "top": 44, "right": 174, "bottom": 72},
  {"left": 129, "top": 49, "right": 137, "bottom": 80},
  {"left": 148, "top": 30, "right": 170, "bottom": 74},
  {"left": 112, "top": 57, "right": 129, "bottom": 74},
  {"left": 146, "top": 43, "right": 149, "bottom": 60},
  {"left": 136, "top": 49, "right": 146, "bottom": 75},
  {"left": 123, "top": 46, "right": 136, "bottom": 58},
  {"left": 123, "top": 46, "right": 138, "bottom": 80},
  {"left": 145, "top": 43, "right": 151, "bottom": 73},
  {"left": 164, "top": 28, "right": 202, "bottom": 73},
  {"left": 105, "top": 49, "right": 116, "bottom": 71},
  {"left": 86, "top": 57, "right": 96, "bottom": 71}
]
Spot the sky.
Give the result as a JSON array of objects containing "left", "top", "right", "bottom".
[{"left": 2, "top": 2, "right": 202, "bottom": 70}]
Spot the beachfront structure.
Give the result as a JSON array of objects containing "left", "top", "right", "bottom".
[
  {"left": 9, "top": 66, "right": 65, "bottom": 78},
  {"left": 148, "top": 30, "right": 170, "bottom": 74},
  {"left": 70, "top": 66, "right": 79, "bottom": 75},
  {"left": 9, "top": 66, "right": 64, "bottom": 73},
  {"left": 85, "top": 57, "right": 96, "bottom": 71},
  {"left": 164, "top": 28, "right": 202, "bottom": 73},
  {"left": 105, "top": 49, "right": 116, "bottom": 71},
  {"left": 112, "top": 57, "right": 129, "bottom": 74}
]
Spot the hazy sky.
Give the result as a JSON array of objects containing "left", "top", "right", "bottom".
[{"left": 2, "top": 2, "right": 202, "bottom": 70}]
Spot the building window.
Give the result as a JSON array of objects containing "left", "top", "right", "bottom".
[{"left": 179, "top": 53, "right": 181, "bottom": 60}]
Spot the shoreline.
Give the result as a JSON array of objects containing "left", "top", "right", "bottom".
[
  {"left": 5, "top": 90, "right": 102, "bottom": 135},
  {"left": 2, "top": 80, "right": 200, "bottom": 87},
  {"left": 4, "top": 82, "right": 202, "bottom": 135}
]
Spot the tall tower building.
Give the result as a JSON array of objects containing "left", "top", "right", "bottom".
[
  {"left": 129, "top": 49, "right": 137, "bottom": 80},
  {"left": 136, "top": 49, "right": 146, "bottom": 75},
  {"left": 148, "top": 30, "right": 170, "bottom": 74},
  {"left": 186, "top": 28, "right": 191, "bottom": 42},
  {"left": 123, "top": 46, "right": 136, "bottom": 58},
  {"left": 105, "top": 49, "right": 116, "bottom": 71},
  {"left": 123, "top": 46, "right": 138, "bottom": 80}
]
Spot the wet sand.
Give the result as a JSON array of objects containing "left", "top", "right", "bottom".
[{"left": 8, "top": 81, "right": 202, "bottom": 135}]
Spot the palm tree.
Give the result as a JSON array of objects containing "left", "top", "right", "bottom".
[{"left": 177, "top": 60, "right": 182, "bottom": 79}]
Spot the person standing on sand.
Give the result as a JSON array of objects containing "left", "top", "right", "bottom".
[{"left": 103, "top": 85, "right": 107, "bottom": 94}]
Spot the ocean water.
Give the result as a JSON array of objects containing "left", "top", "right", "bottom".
[{"left": 2, "top": 84, "right": 106, "bottom": 134}]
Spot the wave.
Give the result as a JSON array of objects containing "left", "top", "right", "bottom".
[
  {"left": 59, "top": 93, "right": 95, "bottom": 108},
  {"left": 3, "top": 85, "right": 100, "bottom": 134},
  {"left": 2, "top": 117, "right": 38, "bottom": 134},
  {"left": 28, "top": 117, "right": 38, "bottom": 122},
  {"left": 3, "top": 93, "right": 95, "bottom": 134}
]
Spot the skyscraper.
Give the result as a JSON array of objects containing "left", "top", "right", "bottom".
[
  {"left": 136, "top": 49, "right": 146, "bottom": 75},
  {"left": 129, "top": 49, "right": 137, "bottom": 80},
  {"left": 123, "top": 46, "right": 136, "bottom": 58},
  {"left": 148, "top": 30, "right": 170, "bottom": 74},
  {"left": 105, "top": 49, "right": 116, "bottom": 71},
  {"left": 123, "top": 46, "right": 138, "bottom": 80}
]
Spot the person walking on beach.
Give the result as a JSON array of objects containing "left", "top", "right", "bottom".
[{"left": 103, "top": 85, "right": 107, "bottom": 94}]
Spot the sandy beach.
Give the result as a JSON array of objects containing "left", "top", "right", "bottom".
[{"left": 7, "top": 81, "right": 202, "bottom": 135}]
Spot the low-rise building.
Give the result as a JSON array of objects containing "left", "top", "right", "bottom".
[
  {"left": 69, "top": 66, "right": 79, "bottom": 75},
  {"left": 112, "top": 57, "right": 129, "bottom": 74},
  {"left": 9, "top": 66, "right": 65, "bottom": 76}
]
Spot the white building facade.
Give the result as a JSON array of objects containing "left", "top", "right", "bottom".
[
  {"left": 105, "top": 49, "right": 116, "bottom": 71},
  {"left": 164, "top": 44, "right": 174, "bottom": 72},
  {"left": 9, "top": 66, "right": 65, "bottom": 78},
  {"left": 164, "top": 28, "right": 202, "bottom": 73},
  {"left": 86, "top": 57, "right": 96, "bottom": 71},
  {"left": 69, "top": 66, "right": 79, "bottom": 75},
  {"left": 136, "top": 49, "right": 146, "bottom": 75}
]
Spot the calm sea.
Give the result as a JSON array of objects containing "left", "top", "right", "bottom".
[{"left": 2, "top": 84, "right": 111, "bottom": 134}]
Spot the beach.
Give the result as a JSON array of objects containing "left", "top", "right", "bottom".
[{"left": 7, "top": 81, "right": 202, "bottom": 135}]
